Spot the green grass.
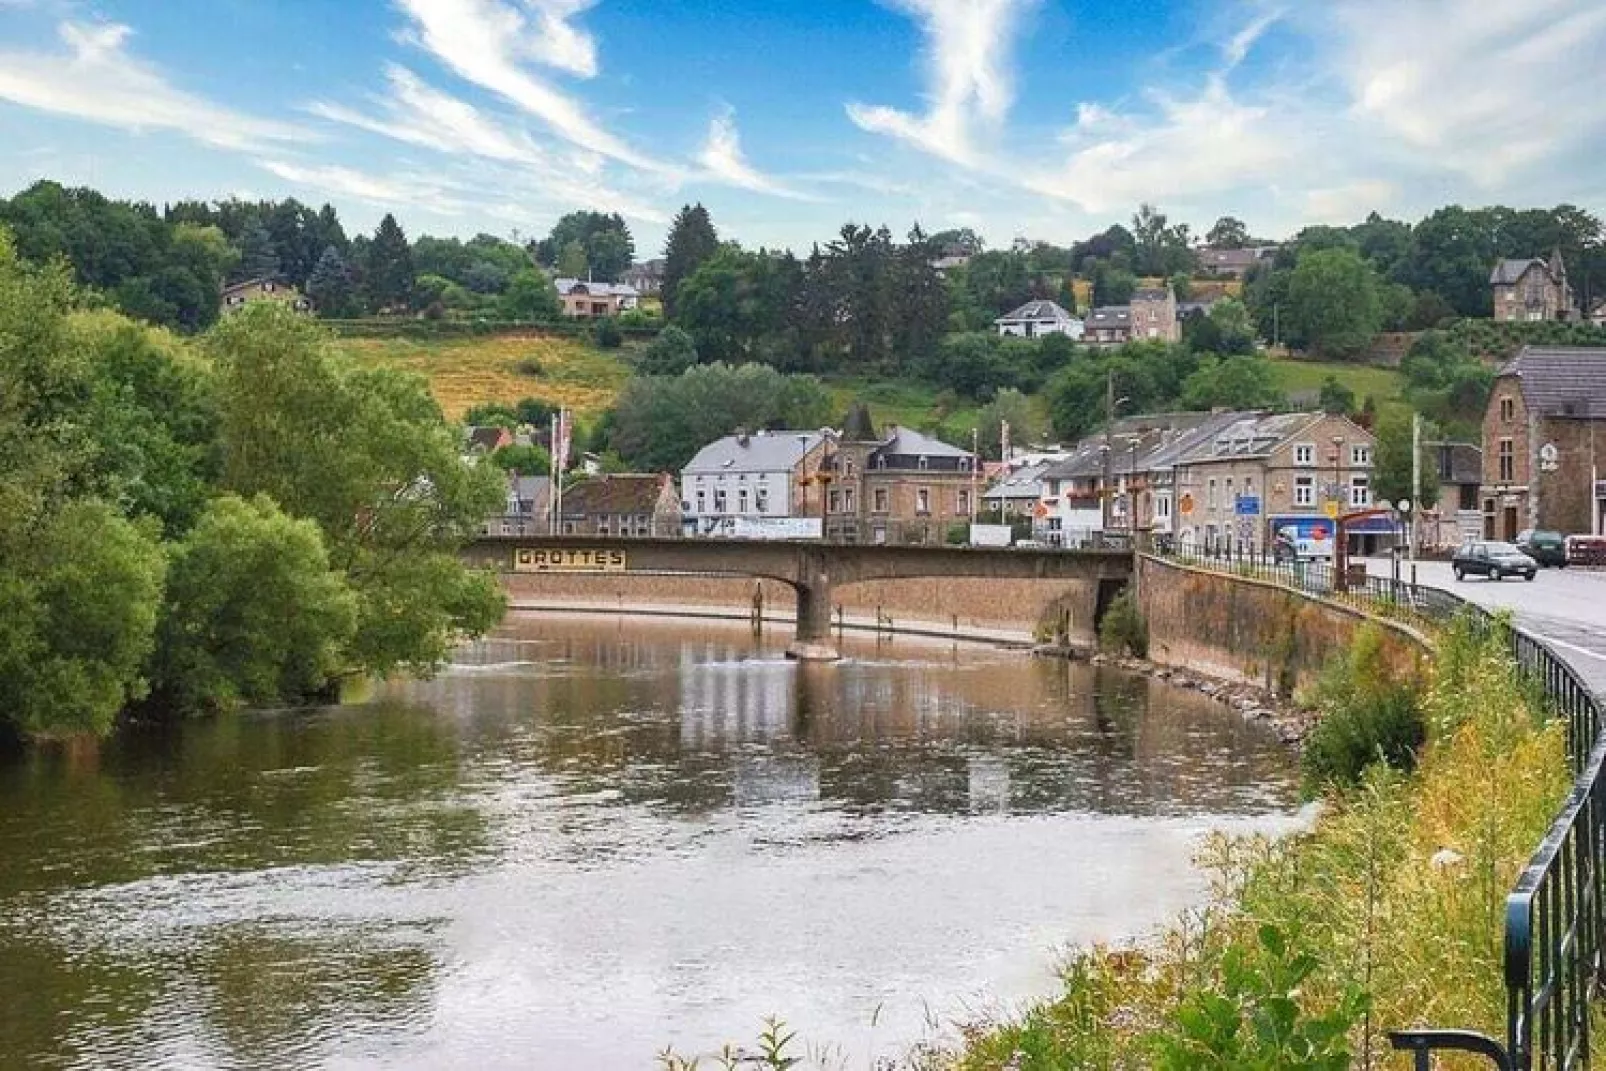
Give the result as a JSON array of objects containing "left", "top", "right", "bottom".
[
  {"left": 1268, "top": 357, "right": 1405, "bottom": 409},
  {"left": 823, "top": 376, "right": 1050, "bottom": 444}
]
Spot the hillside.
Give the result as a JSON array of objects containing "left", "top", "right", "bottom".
[{"left": 1267, "top": 356, "right": 1405, "bottom": 409}]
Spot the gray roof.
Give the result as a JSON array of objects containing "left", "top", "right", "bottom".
[
  {"left": 682, "top": 430, "right": 826, "bottom": 474},
  {"left": 1179, "top": 411, "right": 1322, "bottom": 462},
  {"left": 983, "top": 460, "right": 1054, "bottom": 501},
  {"left": 554, "top": 277, "right": 639, "bottom": 298},
  {"left": 1490, "top": 258, "right": 1547, "bottom": 285},
  {"left": 1500, "top": 346, "right": 1606, "bottom": 418},
  {"left": 1039, "top": 413, "right": 1224, "bottom": 481},
  {"left": 1197, "top": 246, "right": 1275, "bottom": 270},
  {"left": 1131, "top": 287, "right": 1171, "bottom": 302},
  {"left": 1144, "top": 411, "right": 1256, "bottom": 471},
  {"left": 511, "top": 475, "right": 551, "bottom": 503},
  {"left": 996, "top": 299, "right": 1076, "bottom": 324},
  {"left": 878, "top": 425, "right": 973, "bottom": 459},
  {"left": 1087, "top": 306, "right": 1131, "bottom": 327}
]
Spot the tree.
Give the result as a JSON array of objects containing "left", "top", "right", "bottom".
[
  {"left": 637, "top": 324, "right": 699, "bottom": 376},
  {"left": 975, "top": 388, "right": 1042, "bottom": 460},
  {"left": 1180, "top": 356, "right": 1283, "bottom": 410},
  {"left": 490, "top": 443, "right": 552, "bottom": 476},
  {"left": 557, "top": 239, "right": 588, "bottom": 279},
  {"left": 1206, "top": 216, "right": 1250, "bottom": 249},
  {"left": 1131, "top": 203, "right": 1193, "bottom": 276},
  {"left": 663, "top": 204, "right": 720, "bottom": 319},
  {"left": 234, "top": 221, "right": 280, "bottom": 283},
  {"left": 593, "top": 316, "right": 623, "bottom": 349},
  {"left": 1207, "top": 297, "right": 1257, "bottom": 355},
  {"left": 1091, "top": 262, "right": 1137, "bottom": 307},
  {"left": 150, "top": 494, "right": 356, "bottom": 713},
  {"left": 363, "top": 213, "right": 415, "bottom": 313},
  {"left": 499, "top": 268, "right": 560, "bottom": 321},
  {"left": 1286, "top": 248, "right": 1383, "bottom": 359},
  {"left": 1372, "top": 408, "right": 1437, "bottom": 510},
  {"left": 538, "top": 211, "right": 634, "bottom": 281},
  {"left": 306, "top": 245, "right": 357, "bottom": 317},
  {"left": 1318, "top": 375, "right": 1357, "bottom": 415}
]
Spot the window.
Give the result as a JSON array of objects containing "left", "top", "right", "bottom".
[
  {"left": 829, "top": 490, "right": 842, "bottom": 513},
  {"left": 597, "top": 522, "right": 610, "bottom": 536},
  {"left": 1351, "top": 444, "right": 1371, "bottom": 467},
  {"left": 1349, "top": 475, "right": 1371, "bottom": 508},
  {"left": 1501, "top": 396, "right": 1515, "bottom": 423},
  {"left": 695, "top": 491, "right": 706, "bottom": 514},
  {"left": 844, "top": 488, "right": 856, "bottom": 513},
  {"left": 1294, "top": 475, "right": 1315, "bottom": 507},
  {"left": 755, "top": 489, "right": 769, "bottom": 513},
  {"left": 957, "top": 490, "right": 971, "bottom": 515},
  {"left": 1207, "top": 478, "right": 1218, "bottom": 509},
  {"left": 713, "top": 489, "right": 727, "bottom": 512},
  {"left": 1498, "top": 438, "right": 1514, "bottom": 482},
  {"left": 873, "top": 488, "right": 889, "bottom": 513},
  {"left": 916, "top": 488, "right": 931, "bottom": 515},
  {"left": 737, "top": 489, "right": 749, "bottom": 513},
  {"left": 1293, "top": 443, "right": 1316, "bottom": 467},
  {"left": 918, "top": 456, "right": 929, "bottom": 470},
  {"left": 1157, "top": 494, "right": 1172, "bottom": 519}
]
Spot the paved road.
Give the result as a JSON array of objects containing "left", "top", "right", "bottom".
[{"left": 1362, "top": 558, "right": 1606, "bottom": 693}]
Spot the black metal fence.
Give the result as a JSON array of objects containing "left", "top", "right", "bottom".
[{"left": 1151, "top": 544, "right": 1606, "bottom": 1070}]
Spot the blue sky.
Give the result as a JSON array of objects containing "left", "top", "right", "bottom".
[{"left": 2, "top": 0, "right": 1604, "bottom": 255}]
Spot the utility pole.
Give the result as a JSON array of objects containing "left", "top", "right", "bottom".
[
  {"left": 1410, "top": 411, "right": 1421, "bottom": 568},
  {"left": 970, "top": 426, "right": 979, "bottom": 526},
  {"left": 1102, "top": 370, "right": 1115, "bottom": 532},
  {"left": 548, "top": 412, "right": 559, "bottom": 535}
]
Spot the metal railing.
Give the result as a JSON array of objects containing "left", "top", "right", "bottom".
[{"left": 1151, "top": 543, "right": 1606, "bottom": 1070}]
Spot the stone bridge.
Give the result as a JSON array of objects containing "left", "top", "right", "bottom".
[{"left": 464, "top": 536, "right": 1134, "bottom": 659}]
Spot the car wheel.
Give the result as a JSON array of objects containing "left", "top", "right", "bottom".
[
  {"left": 1454, "top": 567, "right": 1465, "bottom": 581},
  {"left": 1525, "top": 571, "right": 1536, "bottom": 582},
  {"left": 1489, "top": 567, "right": 1502, "bottom": 581}
]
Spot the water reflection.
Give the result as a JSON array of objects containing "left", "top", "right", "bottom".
[{"left": 0, "top": 613, "right": 1298, "bottom": 1070}]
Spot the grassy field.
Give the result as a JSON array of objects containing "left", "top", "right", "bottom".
[
  {"left": 337, "top": 332, "right": 632, "bottom": 419},
  {"left": 822, "top": 377, "right": 1052, "bottom": 442},
  {"left": 1268, "top": 356, "right": 1405, "bottom": 408}
]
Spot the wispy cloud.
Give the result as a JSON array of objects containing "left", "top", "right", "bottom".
[
  {"left": 258, "top": 159, "right": 467, "bottom": 212},
  {"left": 393, "top": 0, "right": 672, "bottom": 175},
  {"left": 309, "top": 63, "right": 543, "bottom": 164},
  {"left": 0, "top": 21, "right": 307, "bottom": 151},
  {"left": 846, "top": 0, "right": 1035, "bottom": 166},
  {"left": 697, "top": 109, "right": 816, "bottom": 201}
]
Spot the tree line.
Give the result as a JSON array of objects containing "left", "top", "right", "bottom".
[{"left": 0, "top": 228, "right": 505, "bottom": 742}]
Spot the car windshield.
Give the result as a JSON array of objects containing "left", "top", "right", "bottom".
[{"left": 1533, "top": 530, "right": 1563, "bottom": 543}]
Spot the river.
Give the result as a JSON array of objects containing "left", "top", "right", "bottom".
[{"left": 0, "top": 613, "right": 1300, "bottom": 1069}]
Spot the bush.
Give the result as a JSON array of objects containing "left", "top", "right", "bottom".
[
  {"left": 593, "top": 317, "right": 624, "bottom": 349},
  {"left": 1300, "top": 624, "right": 1424, "bottom": 791},
  {"left": 1099, "top": 589, "right": 1148, "bottom": 658},
  {"left": 516, "top": 357, "right": 545, "bottom": 377}
]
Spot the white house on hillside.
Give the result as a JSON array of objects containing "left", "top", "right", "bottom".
[{"left": 994, "top": 300, "right": 1083, "bottom": 340}]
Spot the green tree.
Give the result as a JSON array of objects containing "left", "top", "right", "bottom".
[
  {"left": 557, "top": 239, "right": 588, "bottom": 279},
  {"left": 1318, "top": 375, "right": 1356, "bottom": 416},
  {"left": 1286, "top": 247, "right": 1383, "bottom": 359},
  {"left": 975, "top": 388, "right": 1042, "bottom": 460},
  {"left": 151, "top": 494, "right": 357, "bottom": 713},
  {"left": 1207, "top": 297, "right": 1257, "bottom": 354},
  {"left": 637, "top": 324, "right": 699, "bottom": 376},
  {"left": 662, "top": 203, "right": 720, "bottom": 320},
  {"left": 1181, "top": 356, "right": 1282, "bottom": 410},
  {"left": 490, "top": 443, "right": 552, "bottom": 476},
  {"left": 1205, "top": 216, "right": 1250, "bottom": 249},
  {"left": 363, "top": 213, "right": 415, "bottom": 313},
  {"left": 1372, "top": 408, "right": 1437, "bottom": 510},
  {"left": 234, "top": 220, "right": 280, "bottom": 283},
  {"left": 1131, "top": 203, "right": 1193, "bottom": 276},
  {"left": 499, "top": 268, "right": 560, "bottom": 321},
  {"left": 538, "top": 211, "right": 634, "bottom": 281},
  {"left": 306, "top": 245, "right": 357, "bottom": 317},
  {"left": 593, "top": 316, "right": 623, "bottom": 349}
]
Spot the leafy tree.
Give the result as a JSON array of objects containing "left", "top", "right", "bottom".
[
  {"left": 638, "top": 324, "right": 699, "bottom": 376},
  {"left": 1131, "top": 203, "right": 1193, "bottom": 276},
  {"left": 1206, "top": 216, "right": 1250, "bottom": 249},
  {"left": 1372, "top": 408, "right": 1437, "bottom": 511},
  {"left": 306, "top": 245, "right": 358, "bottom": 317},
  {"left": 490, "top": 443, "right": 552, "bottom": 476},
  {"left": 234, "top": 220, "right": 281, "bottom": 283},
  {"left": 609, "top": 363, "right": 834, "bottom": 471},
  {"left": 151, "top": 494, "right": 357, "bottom": 713},
  {"left": 676, "top": 244, "right": 800, "bottom": 364},
  {"left": 499, "top": 268, "right": 560, "bottom": 321},
  {"left": 1286, "top": 248, "right": 1382, "bottom": 359},
  {"left": 1318, "top": 375, "right": 1356, "bottom": 416},
  {"left": 1207, "top": 297, "right": 1257, "bottom": 354},
  {"left": 1091, "top": 262, "right": 1138, "bottom": 307},
  {"left": 557, "top": 239, "right": 588, "bottom": 278},
  {"left": 1180, "top": 356, "right": 1282, "bottom": 410},
  {"left": 975, "top": 388, "right": 1042, "bottom": 460},
  {"left": 538, "top": 211, "right": 634, "bottom": 281},
  {"left": 363, "top": 213, "right": 416, "bottom": 313}
]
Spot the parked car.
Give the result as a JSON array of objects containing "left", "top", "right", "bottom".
[
  {"left": 1516, "top": 529, "right": 1567, "bottom": 567},
  {"left": 1567, "top": 534, "right": 1606, "bottom": 567},
  {"left": 1452, "top": 541, "right": 1538, "bottom": 582}
]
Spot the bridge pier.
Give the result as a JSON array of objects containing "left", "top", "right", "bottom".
[{"left": 786, "top": 550, "right": 840, "bottom": 661}]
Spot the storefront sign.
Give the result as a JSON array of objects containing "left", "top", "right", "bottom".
[
  {"left": 1178, "top": 492, "right": 1195, "bottom": 516},
  {"left": 1235, "top": 495, "right": 1261, "bottom": 516},
  {"left": 514, "top": 548, "right": 628, "bottom": 573}
]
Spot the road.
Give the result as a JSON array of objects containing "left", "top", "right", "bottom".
[{"left": 1362, "top": 558, "right": 1606, "bottom": 693}]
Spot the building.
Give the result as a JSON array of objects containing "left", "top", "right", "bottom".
[
  {"left": 1130, "top": 287, "right": 1180, "bottom": 343},
  {"left": 622, "top": 259, "right": 665, "bottom": 296},
  {"left": 1480, "top": 346, "right": 1606, "bottom": 539},
  {"left": 559, "top": 473, "right": 682, "bottom": 537},
  {"left": 1424, "top": 442, "right": 1482, "bottom": 549},
  {"left": 1588, "top": 297, "right": 1606, "bottom": 328},
  {"left": 221, "top": 277, "right": 311, "bottom": 315},
  {"left": 822, "top": 425, "right": 979, "bottom": 544},
  {"left": 680, "top": 430, "right": 830, "bottom": 535},
  {"left": 994, "top": 300, "right": 1083, "bottom": 340},
  {"left": 981, "top": 460, "right": 1057, "bottom": 520},
  {"left": 465, "top": 425, "right": 514, "bottom": 456},
  {"left": 1490, "top": 251, "right": 1577, "bottom": 322},
  {"left": 485, "top": 474, "right": 552, "bottom": 536},
  {"left": 1084, "top": 306, "right": 1133, "bottom": 346},
  {"left": 1170, "top": 412, "right": 1379, "bottom": 555},
  {"left": 554, "top": 278, "right": 640, "bottom": 318},
  {"left": 1195, "top": 246, "right": 1278, "bottom": 279}
]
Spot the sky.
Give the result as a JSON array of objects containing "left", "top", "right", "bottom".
[{"left": 2, "top": 0, "right": 1605, "bottom": 256}]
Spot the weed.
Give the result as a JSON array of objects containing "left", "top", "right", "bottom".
[{"left": 1098, "top": 589, "right": 1148, "bottom": 658}]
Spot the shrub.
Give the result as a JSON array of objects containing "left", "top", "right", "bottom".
[
  {"left": 1300, "top": 623, "right": 1424, "bottom": 791},
  {"left": 593, "top": 317, "right": 624, "bottom": 349},
  {"left": 516, "top": 357, "right": 545, "bottom": 377},
  {"left": 1099, "top": 589, "right": 1148, "bottom": 658}
]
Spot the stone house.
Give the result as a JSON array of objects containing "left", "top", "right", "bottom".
[
  {"left": 679, "top": 429, "right": 830, "bottom": 535},
  {"left": 1195, "top": 245, "right": 1278, "bottom": 280},
  {"left": 559, "top": 474, "right": 682, "bottom": 537},
  {"left": 1084, "top": 306, "right": 1133, "bottom": 346},
  {"left": 994, "top": 300, "right": 1083, "bottom": 340},
  {"left": 1424, "top": 442, "right": 1482, "bottom": 548},
  {"left": 554, "top": 278, "right": 639, "bottom": 318},
  {"left": 1480, "top": 346, "right": 1606, "bottom": 539},
  {"left": 485, "top": 474, "right": 552, "bottom": 536},
  {"left": 822, "top": 425, "right": 979, "bottom": 544},
  {"left": 1490, "top": 251, "right": 1577, "bottom": 322},
  {"left": 1129, "top": 287, "right": 1180, "bottom": 343},
  {"left": 221, "top": 277, "right": 311, "bottom": 315},
  {"left": 1171, "top": 412, "right": 1379, "bottom": 555}
]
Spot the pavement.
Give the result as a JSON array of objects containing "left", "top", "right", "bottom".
[{"left": 1361, "top": 557, "right": 1606, "bottom": 694}]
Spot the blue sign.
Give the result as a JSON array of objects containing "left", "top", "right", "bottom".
[{"left": 1235, "top": 495, "right": 1261, "bottom": 516}]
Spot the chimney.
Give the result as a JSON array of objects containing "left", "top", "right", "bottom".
[{"left": 736, "top": 427, "right": 750, "bottom": 447}]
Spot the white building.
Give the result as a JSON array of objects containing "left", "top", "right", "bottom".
[
  {"left": 679, "top": 429, "right": 829, "bottom": 535},
  {"left": 994, "top": 300, "right": 1084, "bottom": 340}
]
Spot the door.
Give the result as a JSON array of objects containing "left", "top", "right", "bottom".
[{"left": 1502, "top": 507, "right": 1519, "bottom": 542}]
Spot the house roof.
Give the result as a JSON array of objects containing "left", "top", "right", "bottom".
[
  {"left": 554, "top": 277, "right": 640, "bottom": 298},
  {"left": 1499, "top": 346, "right": 1606, "bottom": 418},
  {"left": 1197, "top": 246, "right": 1275, "bottom": 271},
  {"left": 983, "top": 460, "right": 1055, "bottom": 500},
  {"left": 1039, "top": 413, "right": 1225, "bottom": 481},
  {"left": 467, "top": 425, "right": 511, "bottom": 452},
  {"left": 1179, "top": 411, "right": 1324, "bottom": 463},
  {"left": 221, "top": 276, "right": 289, "bottom": 296},
  {"left": 561, "top": 474, "right": 670, "bottom": 516},
  {"left": 1087, "top": 306, "right": 1132, "bottom": 327},
  {"left": 996, "top": 299, "right": 1076, "bottom": 324},
  {"left": 876, "top": 425, "right": 974, "bottom": 459},
  {"left": 511, "top": 475, "right": 552, "bottom": 504},
  {"left": 682, "top": 430, "right": 826, "bottom": 474},
  {"left": 1489, "top": 258, "right": 1548, "bottom": 285},
  {"left": 1131, "top": 287, "right": 1171, "bottom": 302}
]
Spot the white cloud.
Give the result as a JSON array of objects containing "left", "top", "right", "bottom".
[
  {"left": 0, "top": 21, "right": 307, "bottom": 151},
  {"left": 393, "top": 0, "right": 671, "bottom": 174},
  {"left": 846, "top": 0, "right": 1035, "bottom": 166},
  {"left": 697, "top": 110, "right": 815, "bottom": 201},
  {"left": 1303, "top": 180, "right": 1398, "bottom": 224},
  {"left": 309, "top": 64, "right": 543, "bottom": 164},
  {"left": 257, "top": 160, "right": 465, "bottom": 211}
]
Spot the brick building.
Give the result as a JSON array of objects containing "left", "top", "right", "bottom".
[
  {"left": 1480, "top": 346, "right": 1606, "bottom": 539},
  {"left": 822, "top": 425, "right": 979, "bottom": 544}
]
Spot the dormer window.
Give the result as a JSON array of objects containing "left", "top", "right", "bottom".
[{"left": 917, "top": 456, "right": 929, "bottom": 470}]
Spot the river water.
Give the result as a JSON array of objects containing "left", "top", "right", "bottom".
[{"left": 0, "top": 614, "right": 1300, "bottom": 1069}]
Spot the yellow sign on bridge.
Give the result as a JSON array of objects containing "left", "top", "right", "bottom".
[{"left": 514, "top": 548, "right": 628, "bottom": 573}]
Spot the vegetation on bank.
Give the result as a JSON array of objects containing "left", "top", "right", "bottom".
[
  {"left": 949, "top": 615, "right": 1567, "bottom": 1068},
  {"left": 0, "top": 230, "right": 504, "bottom": 741}
]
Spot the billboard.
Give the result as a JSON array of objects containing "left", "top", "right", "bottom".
[
  {"left": 718, "top": 516, "right": 823, "bottom": 540},
  {"left": 969, "top": 523, "right": 1013, "bottom": 547},
  {"left": 1270, "top": 515, "right": 1335, "bottom": 560}
]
